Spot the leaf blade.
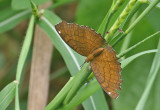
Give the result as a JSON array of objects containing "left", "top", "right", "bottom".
[
  {"left": 0, "top": 9, "right": 30, "bottom": 34},
  {"left": 0, "top": 81, "right": 17, "bottom": 110},
  {"left": 15, "top": 15, "right": 35, "bottom": 110},
  {"left": 135, "top": 38, "right": 160, "bottom": 110}
]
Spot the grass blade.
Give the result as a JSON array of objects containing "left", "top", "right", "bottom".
[
  {"left": 45, "top": 78, "right": 73, "bottom": 110},
  {"left": 0, "top": 10, "right": 31, "bottom": 34},
  {"left": 117, "top": 31, "right": 160, "bottom": 58},
  {"left": 15, "top": 15, "right": 34, "bottom": 110},
  {"left": 49, "top": 0, "right": 76, "bottom": 10},
  {"left": 0, "top": 81, "right": 17, "bottom": 110},
  {"left": 121, "top": 49, "right": 157, "bottom": 68},
  {"left": 135, "top": 38, "right": 160, "bottom": 110},
  {"left": 125, "top": 0, "right": 160, "bottom": 34},
  {"left": 60, "top": 79, "right": 101, "bottom": 110},
  {"left": 11, "top": 0, "right": 49, "bottom": 10}
]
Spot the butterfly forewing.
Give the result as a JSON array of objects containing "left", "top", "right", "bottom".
[{"left": 55, "top": 21, "right": 106, "bottom": 56}]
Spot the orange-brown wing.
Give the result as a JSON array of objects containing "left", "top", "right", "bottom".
[
  {"left": 91, "top": 44, "right": 122, "bottom": 99},
  {"left": 55, "top": 21, "right": 106, "bottom": 56}
]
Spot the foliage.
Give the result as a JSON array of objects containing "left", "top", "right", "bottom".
[{"left": 0, "top": 0, "right": 160, "bottom": 110}]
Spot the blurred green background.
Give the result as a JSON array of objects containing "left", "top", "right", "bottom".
[{"left": 0, "top": 0, "right": 160, "bottom": 110}]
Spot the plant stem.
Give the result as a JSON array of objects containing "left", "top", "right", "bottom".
[
  {"left": 135, "top": 38, "right": 160, "bottom": 110},
  {"left": 112, "top": 0, "right": 160, "bottom": 47},
  {"left": 98, "top": 0, "right": 126, "bottom": 36},
  {"left": 111, "top": 0, "right": 126, "bottom": 14},
  {"left": 30, "top": 0, "right": 40, "bottom": 18},
  {"left": 15, "top": 15, "right": 34, "bottom": 110},
  {"left": 45, "top": 77, "right": 73, "bottom": 110},
  {"left": 117, "top": 31, "right": 160, "bottom": 58},
  {"left": 111, "top": 1, "right": 142, "bottom": 46},
  {"left": 59, "top": 79, "right": 101, "bottom": 110},
  {"left": 125, "top": 0, "right": 160, "bottom": 34},
  {"left": 63, "top": 63, "right": 91, "bottom": 104},
  {"left": 105, "top": 0, "right": 138, "bottom": 42},
  {"left": 98, "top": 1, "right": 114, "bottom": 35},
  {"left": 28, "top": 3, "right": 53, "bottom": 110},
  {"left": 48, "top": 0, "right": 76, "bottom": 10},
  {"left": 120, "top": 49, "right": 157, "bottom": 68}
]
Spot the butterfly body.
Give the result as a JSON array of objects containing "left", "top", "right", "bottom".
[
  {"left": 55, "top": 21, "right": 122, "bottom": 99},
  {"left": 85, "top": 48, "right": 104, "bottom": 62}
]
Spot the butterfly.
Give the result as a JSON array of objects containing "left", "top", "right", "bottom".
[{"left": 55, "top": 21, "right": 122, "bottom": 99}]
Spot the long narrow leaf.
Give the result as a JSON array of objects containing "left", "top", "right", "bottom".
[
  {"left": 121, "top": 49, "right": 157, "bottom": 68},
  {"left": 11, "top": 0, "right": 49, "bottom": 10},
  {"left": 15, "top": 15, "right": 34, "bottom": 110},
  {"left": 0, "top": 81, "right": 17, "bottom": 110},
  {"left": 0, "top": 10, "right": 31, "bottom": 34},
  {"left": 135, "top": 38, "right": 160, "bottom": 110}
]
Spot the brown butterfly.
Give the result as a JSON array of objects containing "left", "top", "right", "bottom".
[{"left": 55, "top": 21, "right": 122, "bottom": 99}]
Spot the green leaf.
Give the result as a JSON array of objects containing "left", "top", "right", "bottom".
[
  {"left": 60, "top": 79, "right": 102, "bottom": 110},
  {"left": 76, "top": 0, "right": 112, "bottom": 31},
  {"left": 11, "top": 0, "right": 50, "bottom": 10},
  {"left": 15, "top": 15, "right": 34, "bottom": 110},
  {"left": 121, "top": 49, "right": 157, "bottom": 68},
  {"left": 148, "top": 0, "right": 160, "bottom": 8},
  {"left": 38, "top": 10, "right": 109, "bottom": 110},
  {"left": 0, "top": 0, "right": 11, "bottom": 9},
  {"left": 135, "top": 38, "right": 160, "bottom": 110},
  {"left": 118, "top": 31, "right": 160, "bottom": 58},
  {"left": 125, "top": 0, "right": 160, "bottom": 34},
  {"left": 63, "top": 63, "right": 91, "bottom": 104},
  {"left": 45, "top": 78, "right": 74, "bottom": 110},
  {"left": 97, "top": 0, "right": 114, "bottom": 35},
  {"left": 0, "top": 8, "right": 31, "bottom": 34},
  {"left": 49, "top": 0, "right": 77, "bottom": 9},
  {"left": 0, "top": 81, "right": 17, "bottom": 110}
]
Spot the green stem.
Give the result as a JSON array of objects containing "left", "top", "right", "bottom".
[
  {"left": 119, "top": 32, "right": 133, "bottom": 59},
  {"left": 112, "top": 0, "right": 160, "bottom": 47},
  {"left": 98, "top": 1, "right": 114, "bottom": 35},
  {"left": 111, "top": 1, "right": 142, "bottom": 46},
  {"left": 45, "top": 77, "right": 73, "bottom": 110},
  {"left": 63, "top": 63, "right": 91, "bottom": 104},
  {"left": 111, "top": 0, "right": 126, "bottom": 14},
  {"left": 135, "top": 38, "right": 160, "bottom": 110},
  {"left": 86, "top": 72, "right": 94, "bottom": 82},
  {"left": 125, "top": 0, "right": 160, "bottom": 34},
  {"left": 48, "top": 0, "right": 76, "bottom": 10},
  {"left": 105, "top": 0, "right": 138, "bottom": 42},
  {"left": 120, "top": 49, "right": 157, "bottom": 68},
  {"left": 60, "top": 79, "right": 101, "bottom": 110},
  {"left": 117, "top": 31, "right": 160, "bottom": 58},
  {"left": 98, "top": 0, "right": 126, "bottom": 36},
  {"left": 138, "top": 0, "right": 148, "bottom": 4},
  {"left": 15, "top": 87, "right": 20, "bottom": 110},
  {"left": 15, "top": 15, "right": 34, "bottom": 110},
  {"left": 30, "top": 0, "right": 40, "bottom": 18},
  {"left": 112, "top": 0, "right": 160, "bottom": 46}
]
